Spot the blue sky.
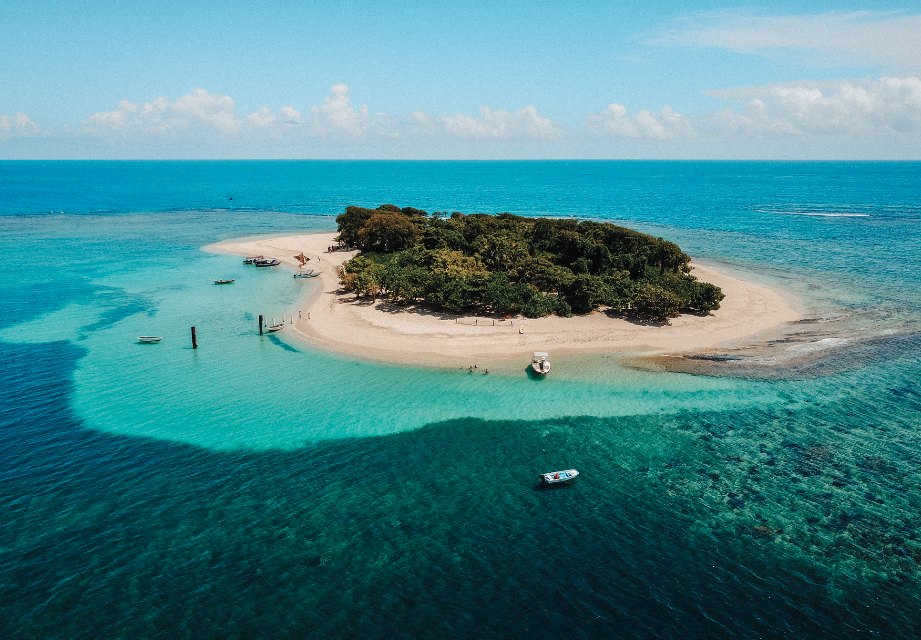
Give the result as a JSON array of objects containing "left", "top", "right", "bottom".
[{"left": 2, "top": 0, "right": 921, "bottom": 158}]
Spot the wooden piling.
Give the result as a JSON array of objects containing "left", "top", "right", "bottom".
[
  {"left": 191, "top": 326, "right": 197, "bottom": 349},
  {"left": 258, "top": 315, "right": 263, "bottom": 334}
]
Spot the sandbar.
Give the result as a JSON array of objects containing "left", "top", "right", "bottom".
[{"left": 207, "top": 232, "right": 802, "bottom": 368}]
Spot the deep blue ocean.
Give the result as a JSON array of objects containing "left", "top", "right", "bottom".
[{"left": 2, "top": 161, "right": 921, "bottom": 638}]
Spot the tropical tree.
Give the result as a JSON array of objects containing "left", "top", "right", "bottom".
[
  {"left": 564, "top": 274, "right": 609, "bottom": 315},
  {"left": 356, "top": 212, "right": 417, "bottom": 253},
  {"left": 632, "top": 283, "right": 682, "bottom": 320}
]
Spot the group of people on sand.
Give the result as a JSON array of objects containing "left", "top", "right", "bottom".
[{"left": 467, "top": 364, "right": 488, "bottom": 374}]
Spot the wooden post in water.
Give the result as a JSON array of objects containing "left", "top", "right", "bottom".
[
  {"left": 191, "top": 326, "right": 197, "bottom": 349},
  {"left": 258, "top": 315, "right": 263, "bottom": 334}
]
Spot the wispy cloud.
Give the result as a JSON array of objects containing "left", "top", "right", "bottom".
[{"left": 649, "top": 11, "right": 921, "bottom": 70}]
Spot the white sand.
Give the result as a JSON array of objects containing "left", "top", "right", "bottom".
[{"left": 208, "top": 232, "right": 801, "bottom": 368}]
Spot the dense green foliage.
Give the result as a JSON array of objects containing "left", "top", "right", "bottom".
[{"left": 335, "top": 205, "right": 724, "bottom": 320}]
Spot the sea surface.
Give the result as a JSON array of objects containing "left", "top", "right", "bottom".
[{"left": 1, "top": 161, "right": 920, "bottom": 638}]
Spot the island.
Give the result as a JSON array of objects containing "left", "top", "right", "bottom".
[
  {"left": 334, "top": 204, "right": 724, "bottom": 321},
  {"left": 209, "top": 206, "right": 801, "bottom": 369}
]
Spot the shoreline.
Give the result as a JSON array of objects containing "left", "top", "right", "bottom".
[{"left": 206, "top": 231, "right": 804, "bottom": 369}]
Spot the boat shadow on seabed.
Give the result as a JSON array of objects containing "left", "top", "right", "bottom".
[
  {"left": 525, "top": 364, "right": 547, "bottom": 380},
  {"left": 533, "top": 481, "right": 576, "bottom": 492}
]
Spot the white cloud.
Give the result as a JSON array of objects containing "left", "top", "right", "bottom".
[
  {"left": 427, "top": 105, "right": 562, "bottom": 139},
  {"left": 0, "top": 111, "right": 44, "bottom": 139},
  {"left": 278, "top": 106, "right": 305, "bottom": 125},
  {"left": 650, "top": 11, "right": 921, "bottom": 70},
  {"left": 85, "top": 89, "right": 239, "bottom": 134},
  {"left": 77, "top": 84, "right": 560, "bottom": 143},
  {"left": 585, "top": 77, "right": 921, "bottom": 141},
  {"left": 244, "top": 105, "right": 304, "bottom": 128},
  {"left": 310, "top": 84, "right": 370, "bottom": 137},
  {"left": 588, "top": 104, "right": 693, "bottom": 139},
  {"left": 11, "top": 78, "right": 920, "bottom": 159},
  {"left": 702, "top": 76, "right": 921, "bottom": 137},
  {"left": 83, "top": 89, "right": 314, "bottom": 139},
  {"left": 244, "top": 107, "right": 275, "bottom": 127}
]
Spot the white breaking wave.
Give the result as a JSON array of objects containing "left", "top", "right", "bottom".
[
  {"left": 784, "top": 337, "right": 852, "bottom": 355},
  {"left": 770, "top": 211, "right": 870, "bottom": 217}
]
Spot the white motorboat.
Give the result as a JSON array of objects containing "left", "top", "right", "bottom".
[
  {"left": 266, "top": 323, "right": 284, "bottom": 332},
  {"left": 531, "top": 352, "right": 550, "bottom": 376},
  {"left": 137, "top": 336, "right": 163, "bottom": 343},
  {"left": 539, "top": 469, "right": 578, "bottom": 484}
]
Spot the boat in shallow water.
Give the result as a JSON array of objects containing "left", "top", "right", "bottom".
[
  {"left": 137, "top": 336, "right": 163, "bottom": 343},
  {"left": 213, "top": 279, "right": 235, "bottom": 284},
  {"left": 539, "top": 469, "right": 578, "bottom": 484},
  {"left": 266, "top": 323, "right": 284, "bottom": 332},
  {"left": 243, "top": 255, "right": 263, "bottom": 264},
  {"left": 255, "top": 258, "right": 281, "bottom": 267},
  {"left": 531, "top": 352, "right": 550, "bottom": 376},
  {"left": 293, "top": 269, "right": 321, "bottom": 278}
]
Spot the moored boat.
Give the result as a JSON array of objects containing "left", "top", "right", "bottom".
[
  {"left": 539, "top": 469, "right": 578, "bottom": 484},
  {"left": 266, "top": 323, "right": 284, "bottom": 332},
  {"left": 531, "top": 352, "right": 550, "bottom": 376},
  {"left": 213, "top": 279, "right": 235, "bottom": 284},
  {"left": 293, "top": 269, "right": 321, "bottom": 278},
  {"left": 243, "top": 255, "right": 263, "bottom": 264},
  {"left": 137, "top": 336, "right": 163, "bottom": 343},
  {"left": 255, "top": 258, "right": 281, "bottom": 267}
]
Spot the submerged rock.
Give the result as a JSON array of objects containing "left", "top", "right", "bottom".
[{"left": 753, "top": 525, "right": 783, "bottom": 540}]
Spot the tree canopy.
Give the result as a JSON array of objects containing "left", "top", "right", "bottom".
[{"left": 335, "top": 204, "right": 724, "bottom": 320}]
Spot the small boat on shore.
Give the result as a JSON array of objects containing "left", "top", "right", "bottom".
[
  {"left": 255, "top": 258, "right": 281, "bottom": 267},
  {"left": 539, "top": 469, "right": 578, "bottom": 484},
  {"left": 213, "top": 279, "right": 235, "bottom": 284},
  {"left": 531, "top": 352, "right": 550, "bottom": 376},
  {"left": 243, "top": 255, "right": 263, "bottom": 264},
  {"left": 293, "top": 269, "right": 321, "bottom": 278},
  {"left": 137, "top": 336, "right": 163, "bottom": 343}
]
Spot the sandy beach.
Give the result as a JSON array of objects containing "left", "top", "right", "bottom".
[{"left": 207, "top": 232, "right": 802, "bottom": 368}]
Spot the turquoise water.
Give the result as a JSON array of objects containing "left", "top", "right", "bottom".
[{"left": 2, "top": 161, "right": 921, "bottom": 638}]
